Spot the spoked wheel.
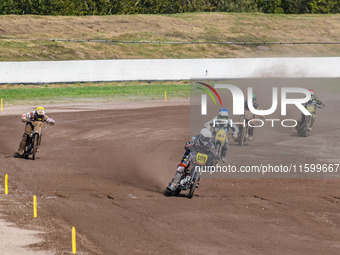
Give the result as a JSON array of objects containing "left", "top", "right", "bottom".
[
  {"left": 188, "top": 170, "right": 199, "bottom": 199},
  {"left": 239, "top": 126, "right": 246, "bottom": 146},
  {"left": 215, "top": 143, "right": 221, "bottom": 161},
  {"left": 301, "top": 116, "right": 310, "bottom": 137},
  {"left": 32, "top": 134, "right": 39, "bottom": 160}
]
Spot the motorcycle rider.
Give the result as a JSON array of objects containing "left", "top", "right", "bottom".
[
  {"left": 167, "top": 128, "right": 218, "bottom": 192},
  {"left": 296, "top": 89, "right": 325, "bottom": 131},
  {"left": 204, "top": 108, "right": 239, "bottom": 163},
  {"left": 243, "top": 94, "right": 263, "bottom": 140},
  {"left": 17, "top": 106, "right": 55, "bottom": 156}
]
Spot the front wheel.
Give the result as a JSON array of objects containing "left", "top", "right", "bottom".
[
  {"left": 188, "top": 170, "right": 199, "bottom": 199},
  {"left": 32, "top": 134, "right": 39, "bottom": 160},
  {"left": 239, "top": 125, "right": 246, "bottom": 146},
  {"left": 215, "top": 143, "right": 221, "bottom": 161},
  {"left": 300, "top": 116, "right": 310, "bottom": 137}
]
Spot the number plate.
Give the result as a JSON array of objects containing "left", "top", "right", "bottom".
[
  {"left": 215, "top": 129, "right": 227, "bottom": 144},
  {"left": 196, "top": 153, "right": 208, "bottom": 164},
  {"left": 306, "top": 104, "right": 315, "bottom": 113}
]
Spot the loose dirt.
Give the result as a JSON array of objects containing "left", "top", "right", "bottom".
[{"left": 0, "top": 99, "right": 339, "bottom": 254}]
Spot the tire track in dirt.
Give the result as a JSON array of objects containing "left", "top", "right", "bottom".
[{"left": 0, "top": 103, "right": 340, "bottom": 254}]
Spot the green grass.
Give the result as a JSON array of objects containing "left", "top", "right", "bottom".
[{"left": 0, "top": 82, "right": 189, "bottom": 104}]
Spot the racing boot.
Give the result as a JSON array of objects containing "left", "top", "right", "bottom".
[
  {"left": 167, "top": 182, "right": 178, "bottom": 192},
  {"left": 17, "top": 148, "right": 24, "bottom": 156},
  {"left": 167, "top": 173, "right": 181, "bottom": 191},
  {"left": 167, "top": 166, "right": 184, "bottom": 191},
  {"left": 17, "top": 134, "right": 27, "bottom": 156}
]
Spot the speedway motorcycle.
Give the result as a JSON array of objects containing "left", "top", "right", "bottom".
[
  {"left": 297, "top": 103, "right": 322, "bottom": 137},
  {"left": 236, "top": 110, "right": 253, "bottom": 146},
  {"left": 212, "top": 127, "right": 227, "bottom": 162},
  {"left": 23, "top": 120, "right": 45, "bottom": 160},
  {"left": 167, "top": 151, "right": 210, "bottom": 199}
]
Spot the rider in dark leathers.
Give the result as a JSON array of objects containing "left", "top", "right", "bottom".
[
  {"left": 243, "top": 94, "right": 263, "bottom": 140},
  {"left": 167, "top": 128, "right": 218, "bottom": 192}
]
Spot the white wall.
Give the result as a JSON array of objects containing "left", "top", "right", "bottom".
[{"left": 0, "top": 57, "right": 340, "bottom": 84}]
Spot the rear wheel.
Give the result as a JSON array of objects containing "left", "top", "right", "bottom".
[{"left": 32, "top": 134, "right": 39, "bottom": 160}]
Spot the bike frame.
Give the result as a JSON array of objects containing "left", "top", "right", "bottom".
[{"left": 24, "top": 121, "right": 44, "bottom": 158}]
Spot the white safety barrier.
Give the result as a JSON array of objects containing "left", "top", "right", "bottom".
[{"left": 0, "top": 57, "right": 339, "bottom": 84}]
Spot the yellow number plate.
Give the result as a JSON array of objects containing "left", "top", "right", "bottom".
[
  {"left": 215, "top": 129, "right": 227, "bottom": 143},
  {"left": 306, "top": 105, "right": 315, "bottom": 113},
  {"left": 196, "top": 153, "right": 208, "bottom": 164}
]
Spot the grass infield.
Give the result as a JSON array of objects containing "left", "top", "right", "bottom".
[{"left": 0, "top": 82, "right": 190, "bottom": 104}]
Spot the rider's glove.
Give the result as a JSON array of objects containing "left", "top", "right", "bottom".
[
  {"left": 46, "top": 118, "right": 55, "bottom": 125},
  {"left": 21, "top": 114, "right": 27, "bottom": 122},
  {"left": 184, "top": 141, "right": 190, "bottom": 151}
]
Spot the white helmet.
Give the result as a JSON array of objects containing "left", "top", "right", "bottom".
[{"left": 199, "top": 128, "right": 212, "bottom": 146}]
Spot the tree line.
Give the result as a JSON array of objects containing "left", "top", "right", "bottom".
[{"left": 1, "top": 0, "right": 339, "bottom": 15}]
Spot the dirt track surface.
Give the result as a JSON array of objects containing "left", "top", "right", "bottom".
[{"left": 0, "top": 101, "right": 340, "bottom": 254}]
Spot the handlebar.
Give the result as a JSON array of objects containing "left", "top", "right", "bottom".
[{"left": 23, "top": 119, "right": 55, "bottom": 125}]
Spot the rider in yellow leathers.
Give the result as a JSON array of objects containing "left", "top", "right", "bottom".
[{"left": 296, "top": 90, "right": 325, "bottom": 131}]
